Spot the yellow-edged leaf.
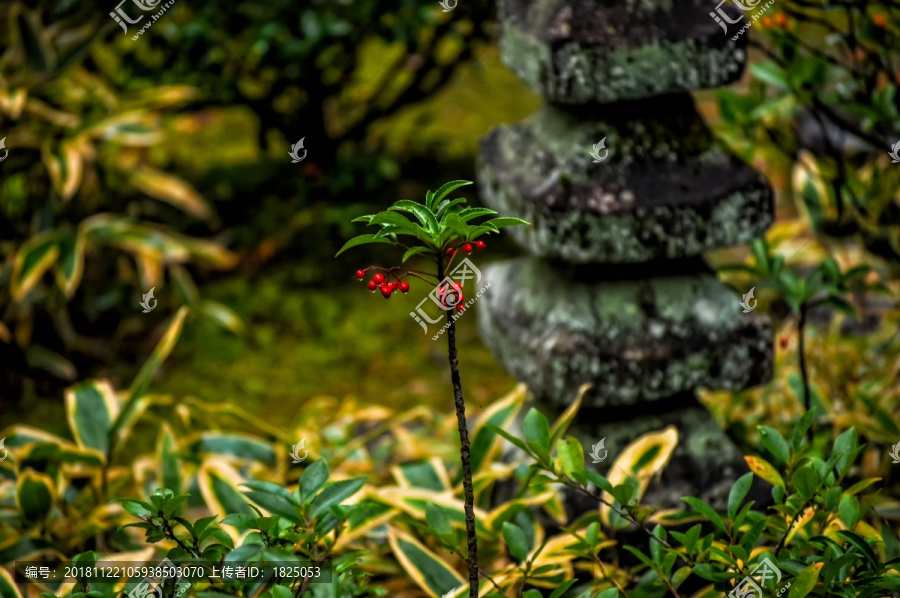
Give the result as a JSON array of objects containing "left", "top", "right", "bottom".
[
  {"left": 53, "top": 229, "right": 85, "bottom": 297},
  {"left": 16, "top": 470, "right": 55, "bottom": 521},
  {"left": 43, "top": 139, "right": 83, "bottom": 201},
  {"left": 110, "top": 307, "right": 188, "bottom": 450},
  {"left": 11, "top": 232, "right": 59, "bottom": 301},
  {"left": 549, "top": 383, "right": 589, "bottom": 447},
  {"left": 387, "top": 527, "right": 465, "bottom": 598},
  {"left": 602, "top": 426, "right": 678, "bottom": 525},
  {"left": 65, "top": 379, "right": 119, "bottom": 456},
  {"left": 745, "top": 455, "right": 786, "bottom": 489},
  {"left": 130, "top": 165, "right": 214, "bottom": 221},
  {"left": 0, "top": 567, "right": 23, "bottom": 598},
  {"left": 469, "top": 384, "right": 526, "bottom": 474}
]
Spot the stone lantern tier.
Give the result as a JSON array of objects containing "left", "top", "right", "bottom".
[
  {"left": 478, "top": 97, "right": 774, "bottom": 263},
  {"left": 476, "top": 257, "right": 773, "bottom": 409},
  {"left": 499, "top": 0, "right": 748, "bottom": 104}
]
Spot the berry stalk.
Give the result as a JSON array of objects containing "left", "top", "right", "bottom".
[{"left": 437, "top": 256, "right": 479, "bottom": 598}]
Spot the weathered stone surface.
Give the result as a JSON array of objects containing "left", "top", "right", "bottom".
[
  {"left": 476, "top": 257, "right": 773, "bottom": 409},
  {"left": 477, "top": 98, "right": 774, "bottom": 263},
  {"left": 499, "top": 0, "right": 747, "bottom": 103}
]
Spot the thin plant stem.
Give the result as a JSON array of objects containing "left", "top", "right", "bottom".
[{"left": 437, "top": 256, "right": 479, "bottom": 598}]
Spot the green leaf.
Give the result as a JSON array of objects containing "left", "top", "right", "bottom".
[
  {"left": 335, "top": 234, "right": 394, "bottom": 256},
  {"left": 426, "top": 504, "right": 453, "bottom": 537},
  {"left": 402, "top": 246, "right": 432, "bottom": 263},
  {"left": 682, "top": 496, "right": 727, "bottom": 533},
  {"left": 750, "top": 61, "right": 789, "bottom": 89},
  {"left": 788, "top": 562, "right": 823, "bottom": 598},
  {"left": 388, "top": 529, "right": 464, "bottom": 597},
  {"left": 429, "top": 180, "right": 473, "bottom": 209},
  {"left": 389, "top": 201, "right": 439, "bottom": 233},
  {"left": 481, "top": 217, "right": 530, "bottom": 229},
  {"left": 758, "top": 426, "right": 790, "bottom": 465},
  {"left": 300, "top": 460, "right": 330, "bottom": 502},
  {"left": 549, "top": 580, "right": 577, "bottom": 598},
  {"left": 16, "top": 472, "right": 54, "bottom": 521},
  {"left": 502, "top": 522, "right": 530, "bottom": 561},
  {"left": 833, "top": 427, "right": 857, "bottom": 478},
  {"left": 792, "top": 410, "right": 815, "bottom": 451},
  {"left": 836, "top": 530, "right": 878, "bottom": 567},
  {"left": 523, "top": 408, "right": 550, "bottom": 450},
  {"left": 54, "top": 230, "right": 85, "bottom": 298},
  {"left": 456, "top": 207, "right": 498, "bottom": 222},
  {"left": 65, "top": 379, "right": 117, "bottom": 455},
  {"left": 111, "top": 307, "right": 188, "bottom": 451},
  {"left": 243, "top": 481, "right": 303, "bottom": 524},
  {"left": 10, "top": 231, "right": 60, "bottom": 301},
  {"left": 558, "top": 436, "right": 584, "bottom": 477},
  {"left": 597, "top": 589, "right": 619, "bottom": 598},
  {"left": 486, "top": 424, "right": 531, "bottom": 454},
  {"left": 728, "top": 472, "right": 754, "bottom": 521},
  {"left": 310, "top": 478, "right": 366, "bottom": 518},
  {"left": 792, "top": 464, "right": 819, "bottom": 501},
  {"left": 838, "top": 494, "right": 860, "bottom": 529},
  {"left": 435, "top": 198, "right": 468, "bottom": 219}
]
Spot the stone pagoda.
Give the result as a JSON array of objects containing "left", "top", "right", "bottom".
[{"left": 476, "top": 0, "right": 774, "bottom": 508}]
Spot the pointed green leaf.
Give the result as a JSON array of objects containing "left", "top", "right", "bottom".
[
  {"left": 335, "top": 234, "right": 394, "bottom": 257},
  {"left": 482, "top": 217, "right": 530, "bottom": 229},
  {"left": 311, "top": 478, "right": 366, "bottom": 518},
  {"left": 402, "top": 246, "right": 432, "bottom": 263},
  {"left": 430, "top": 180, "right": 473, "bottom": 207},
  {"left": 502, "top": 522, "right": 530, "bottom": 561},
  {"left": 728, "top": 472, "right": 754, "bottom": 520},
  {"left": 389, "top": 201, "right": 439, "bottom": 233}
]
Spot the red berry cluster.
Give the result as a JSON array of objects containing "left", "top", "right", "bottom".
[
  {"left": 446, "top": 240, "right": 486, "bottom": 255},
  {"left": 356, "top": 269, "right": 409, "bottom": 299}
]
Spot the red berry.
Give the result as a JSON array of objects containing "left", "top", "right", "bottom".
[
  {"left": 456, "top": 305, "right": 465, "bottom": 312},
  {"left": 475, "top": 240, "right": 485, "bottom": 249},
  {"left": 368, "top": 280, "right": 378, "bottom": 291},
  {"left": 450, "top": 282, "right": 462, "bottom": 292},
  {"left": 356, "top": 270, "right": 365, "bottom": 280},
  {"left": 372, "top": 273, "right": 384, "bottom": 284},
  {"left": 779, "top": 336, "right": 789, "bottom": 349},
  {"left": 399, "top": 281, "right": 410, "bottom": 293},
  {"left": 446, "top": 247, "right": 454, "bottom": 255},
  {"left": 390, "top": 281, "right": 399, "bottom": 290},
  {"left": 381, "top": 285, "right": 392, "bottom": 298},
  {"left": 463, "top": 243, "right": 473, "bottom": 253}
]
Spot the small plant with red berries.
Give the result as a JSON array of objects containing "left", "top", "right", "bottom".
[{"left": 336, "top": 179, "right": 528, "bottom": 598}]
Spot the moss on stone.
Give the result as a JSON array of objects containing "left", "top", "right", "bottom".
[{"left": 476, "top": 258, "right": 773, "bottom": 408}]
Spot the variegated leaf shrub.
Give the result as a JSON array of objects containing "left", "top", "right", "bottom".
[
  {"left": 0, "top": 3, "right": 239, "bottom": 387},
  {"left": 2, "top": 309, "right": 899, "bottom": 597}
]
